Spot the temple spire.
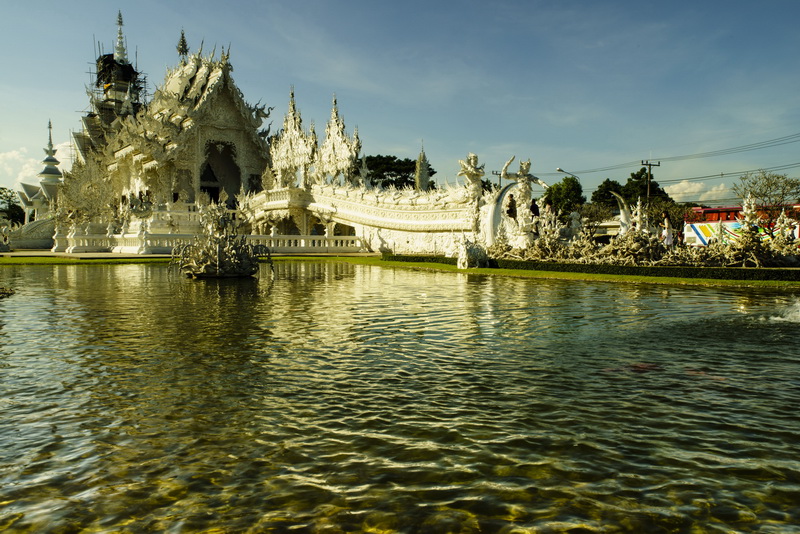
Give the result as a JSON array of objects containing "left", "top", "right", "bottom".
[
  {"left": 47, "top": 120, "right": 54, "bottom": 152},
  {"left": 114, "top": 11, "right": 129, "bottom": 65},
  {"left": 38, "top": 120, "right": 62, "bottom": 184},
  {"left": 415, "top": 143, "right": 431, "bottom": 191}
]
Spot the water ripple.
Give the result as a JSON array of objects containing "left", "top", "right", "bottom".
[{"left": 1, "top": 263, "right": 799, "bottom": 531}]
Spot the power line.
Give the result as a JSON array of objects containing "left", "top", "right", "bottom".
[
  {"left": 577, "top": 162, "right": 800, "bottom": 194},
  {"left": 654, "top": 133, "right": 800, "bottom": 162},
  {"left": 549, "top": 131, "right": 800, "bottom": 176},
  {"left": 657, "top": 162, "right": 800, "bottom": 184}
]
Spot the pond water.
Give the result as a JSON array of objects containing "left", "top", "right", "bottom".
[{"left": 1, "top": 262, "right": 799, "bottom": 533}]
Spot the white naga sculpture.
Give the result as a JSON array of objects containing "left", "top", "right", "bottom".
[{"left": 611, "top": 191, "right": 633, "bottom": 236}]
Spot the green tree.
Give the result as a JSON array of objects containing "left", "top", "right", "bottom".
[
  {"left": 732, "top": 170, "right": 800, "bottom": 237},
  {"left": 0, "top": 187, "right": 25, "bottom": 225},
  {"left": 480, "top": 177, "right": 499, "bottom": 193},
  {"left": 621, "top": 167, "right": 670, "bottom": 205},
  {"left": 359, "top": 155, "right": 436, "bottom": 189},
  {"left": 542, "top": 175, "right": 585, "bottom": 221},
  {"left": 591, "top": 178, "right": 624, "bottom": 208}
]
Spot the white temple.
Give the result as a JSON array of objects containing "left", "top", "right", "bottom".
[
  {"left": 11, "top": 14, "right": 547, "bottom": 258},
  {"left": 17, "top": 121, "right": 61, "bottom": 223},
  {"left": 10, "top": 121, "right": 64, "bottom": 249}
]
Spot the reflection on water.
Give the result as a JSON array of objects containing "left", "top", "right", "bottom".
[{"left": 1, "top": 262, "right": 799, "bottom": 532}]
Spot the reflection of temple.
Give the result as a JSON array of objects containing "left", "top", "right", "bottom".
[{"left": 12, "top": 13, "right": 536, "bottom": 256}]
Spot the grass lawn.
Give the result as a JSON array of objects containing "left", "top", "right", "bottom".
[
  {"left": 0, "top": 256, "right": 171, "bottom": 265},
  {"left": 272, "top": 256, "right": 800, "bottom": 289},
  {"left": 2, "top": 253, "right": 800, "bottom": 289}
]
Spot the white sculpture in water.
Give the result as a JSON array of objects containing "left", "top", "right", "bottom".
[{"left": 171, "top": 193, "right": 270, "bottom": 278}]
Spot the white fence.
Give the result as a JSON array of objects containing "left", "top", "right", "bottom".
[
  {"left": 56, "top": 231, "right": 365, "bottom": 255},
  {"left": 246, "top": 235, "right": 363, "bottom": 254}
]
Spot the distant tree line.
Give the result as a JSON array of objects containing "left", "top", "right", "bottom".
[
  {"left": 356, "top": 155, "right": 436, "bottom": 189},
  {"left": 539, "top": 166, "right": 800, "bottom": 240},
  {"left": 0, "top": 187, "right": 24, "bottom": 225},
  {"left": 537, "top": 167, "right": 689, "bottom": 237}
]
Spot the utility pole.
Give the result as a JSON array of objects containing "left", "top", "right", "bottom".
[
  {"left": 492, "top": 170, "right": 502, "bottom": 187},
  {"left": 641, "top": 160, "right": 660, "bottom": 202}
]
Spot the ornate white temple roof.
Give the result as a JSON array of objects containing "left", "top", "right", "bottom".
[
  {"left": 318, "top": 95, "right": 361, "bottom": 181},
  {"left": 270, "top": 87, "right": 317, "bottom": 185},
  {"left": 111, "top": 48, "right": 269, "bottom": 164}
]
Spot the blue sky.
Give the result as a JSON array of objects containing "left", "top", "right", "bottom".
[{"left": 2, "top": 0, "right": 799, "bottom": 205}]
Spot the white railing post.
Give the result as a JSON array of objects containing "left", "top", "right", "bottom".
[{"left": 244, "top": 234, "right": 363, "bottom": 254}]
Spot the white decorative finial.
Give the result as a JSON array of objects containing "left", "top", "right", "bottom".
[
  {"left": 330, "top": 93, "right": 339, "bottom": 120},
  {"left": 114, "top": 11, "right": 129, "bottom": 65}
]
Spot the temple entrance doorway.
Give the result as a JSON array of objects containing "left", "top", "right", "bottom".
[
  {"left": 200, "top": 142, "right": 240, "bottom": 207},
  {"left": 334, "top": 223, "right": 356, "bottom": 236},
  {"left": 309, "top": 216, "right": 326, "bottom": 236},
  {"left": 275, "top": 218, "right": 301, "bottom": 235}
]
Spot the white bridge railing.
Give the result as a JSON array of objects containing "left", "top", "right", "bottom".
[
  {"left": 57, "top": 231, "right": 366, "bottom": 255},
  {"left": 246, "top": 235, "right": 364, "bottom": 254}
]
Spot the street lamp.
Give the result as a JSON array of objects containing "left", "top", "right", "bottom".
[{"left": 556, "top": 168, "right": 581, "bottom": 182}]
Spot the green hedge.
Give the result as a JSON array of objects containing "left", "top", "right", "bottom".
[
  {"left": 382, "top": 254, "right": 800, "bottom": 281},
  {"left": 383, "top": 254, "right": 459, "bottom": 266}
]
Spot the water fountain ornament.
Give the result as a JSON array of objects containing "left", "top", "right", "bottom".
[{"left": 171, "top": 195, "right": 271, "bottom": 278}]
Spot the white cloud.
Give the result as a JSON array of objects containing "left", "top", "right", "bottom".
[
  {"left": 0, "top": 147, "right": 37, "bottom": 190},
  {"left": 665, "top": 180, "right": 733, "bottom": 206},
  {"left": 0, "top": 142, "right": 73, "bottom": 191},
  {"left": 53, "top": 142, "right": 74, "bottom": 174}
]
